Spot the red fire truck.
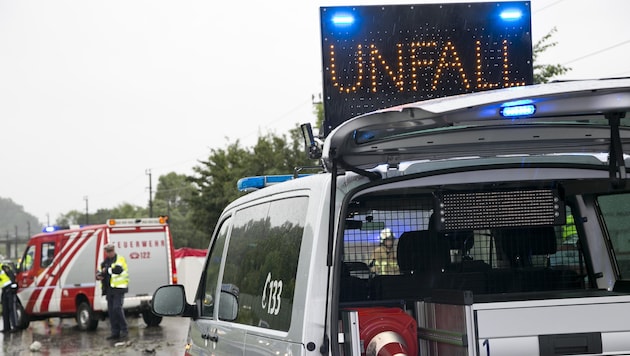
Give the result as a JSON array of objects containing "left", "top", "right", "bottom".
[{"left": 15, "top": 217, "right": 177, "bottom": 331}]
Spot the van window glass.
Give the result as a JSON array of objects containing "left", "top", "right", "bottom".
[
  {"left": 20, "top": 245, "right": 35, "bottom": 272},
  {"left": 41, "top": 242, "right": 55, "bottom": 268},
  {"left": 220, "top": 196, "right": 307, "bottom": 331},
  {"left": 201, "top": 217, "right": 231, "bottom": 318},
  {"left": 598, "top": 193, "right": 630, "bottom": 279}
]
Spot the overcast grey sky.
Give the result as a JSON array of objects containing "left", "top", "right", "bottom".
[{"left": 1, "top": 0, "right": 629, "bottom": 227}]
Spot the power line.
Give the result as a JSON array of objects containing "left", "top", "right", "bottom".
[
  {"left": 611, "top": 69, "right": 630, "bottom": 77},
  {"left": 532, "top": 0, "right": 566, "bottom": 14},
  {"left": 563, "top": 39, "right": 630, "bottom": 65},
  {"left": 239, "top": 97, "right": 313, "bottom": 143}
]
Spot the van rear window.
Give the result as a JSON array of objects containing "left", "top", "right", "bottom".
[{"left": 341, "top": 193, "right": 588, "bottom": 303}]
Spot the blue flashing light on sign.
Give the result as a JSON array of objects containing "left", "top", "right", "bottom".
[
  {"left": 500, "top": 104, "right": 536, "bottom": 118},
  {"left": 237, "top": 174, "right": 310, "bottom": 192},
  {"left": 500, "top": 9, "right": 523, "bottom": 21},
  {"left": 332, "top": 13, "right": 355, "bottom": 26}
]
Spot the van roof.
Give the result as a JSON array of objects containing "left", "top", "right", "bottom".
[{"left": 323, "top": 78, "right": 630, "bottom": 170}]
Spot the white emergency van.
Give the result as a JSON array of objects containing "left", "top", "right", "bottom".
[
  {"left": 153, "top": 78, "right": 630, "bottom": 355},
  {"left": 16, "top": 217, "right": 177, "bottom": 331}
]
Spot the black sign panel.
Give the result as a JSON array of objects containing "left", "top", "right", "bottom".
[{"left": 320, "top": 2, "right": 533, "bottom": 136}]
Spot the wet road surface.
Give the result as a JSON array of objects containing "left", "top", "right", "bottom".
[{"left": 1, "top": 315, "right": 189, "bottom": 356}]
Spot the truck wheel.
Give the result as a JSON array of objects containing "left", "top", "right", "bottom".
[
  {"left": 142, "top": 310, "right": 162, "bottom": 327},
  {"left": 15, "top": 299, "right": 30, "bottom": 330},
  {"left": 76, "top": 302, "right": 99, "bottom": 331}
]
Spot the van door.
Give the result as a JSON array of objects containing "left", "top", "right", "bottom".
[
  {"left": 224, "top": 197, "right": 308, "bottom": 355},
  {"left": 37, "top": 239, "right": 58, "bottom": 312},
  {"left": 188, "top": 216, "right": 245, "bottom": 355},
  {"left": 190, "top": 195, "right": 309, "bottom": 355},
  {"left": 17, "top": 233, "right": 59, "bottom": 314},
  {"left": 18, "top": 244, "right": 36, "bottom": 290}
]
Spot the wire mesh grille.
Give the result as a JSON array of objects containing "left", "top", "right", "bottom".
[{"left": 341, "top": 199, "right": 587, "bottom": 302}]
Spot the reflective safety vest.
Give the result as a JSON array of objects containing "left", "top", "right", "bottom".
[
  {"left": 109, "top": 255, "right": 129, "bottom": 289},
  {"left": 0, "top": 264, "right": 12, "bottom": 288},
  {"left": 562, "top": 215, "right": 578, "bottom": 240},
  {"left": 370, "top": 246, "right": 400, "bottom": 275},
  {"left": 23, "top": 253, "right": 33, "bottom": 270}
]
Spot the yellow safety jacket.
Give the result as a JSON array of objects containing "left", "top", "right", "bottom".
[
  {"left": 0, "top": 264, "right": 12, "bottom": 288},
  {"left": 562, "top": 215, "right": 578, "bottom": 241},
  {"left": 108, "top": 255, "right": 129, "bottom": 289},
  {"left": 22, "top": 254, "right": 33, "bottom": 271},
  {"left": 370, "top": 246, "right": 400, "bottom": 275}
]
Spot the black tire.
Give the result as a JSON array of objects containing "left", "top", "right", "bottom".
[
  {"left": 15, "top": 298, "right": 30, "bottom": 330},
  {"left": 76, "top": 301, "right": 99, "bottom": 331},
  {"left": 142, "top": 309, "right": 162, "bottom": 327}
]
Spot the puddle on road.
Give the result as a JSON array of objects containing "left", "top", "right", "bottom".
[{"left": 1, "top": 316, "right": 189, "bottom": 356}]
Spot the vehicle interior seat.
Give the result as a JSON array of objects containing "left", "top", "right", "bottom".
[{"left": 397, "top": 230, "right": 451, "bottom": 275}]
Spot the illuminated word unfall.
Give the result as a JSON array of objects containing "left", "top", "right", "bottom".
[{"left": 327, "top": 39, "right": 527, "bottom": 94}]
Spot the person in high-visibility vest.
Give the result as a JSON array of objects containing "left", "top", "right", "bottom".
[
  {"left": 1, "top": 263, "right": 18, "bottom": 333},
  {"left": 22, "top": 252, "right": 33, "bottom": 271},
  {"left": 370, "top": 228, "right": 400, "bottom": 275},
  {"left": 96, "top": 243, "right": 129, "bottom": 340},
  {"left": 562, "top": 214, "right": 578, "bottom": 242}
]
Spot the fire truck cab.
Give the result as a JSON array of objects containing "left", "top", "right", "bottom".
[
  {"left": 16, "top": 217, "right": 177, "bottom": 331},
  {"left": 153, "top": 78, "right": 630, "bottom": 355}
]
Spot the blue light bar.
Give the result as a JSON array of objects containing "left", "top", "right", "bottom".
[
  {"left": 500, "top": 104, "right": 536, "bottom": 118},
  {"left": 43, "top": 226, "right": 62, "bottom": 233},
  {"left": 237, "top": 174, "right": 310, "bottom": 192},
  {"left": 500, "top": 9, "right": 523, "bottom": 21}
]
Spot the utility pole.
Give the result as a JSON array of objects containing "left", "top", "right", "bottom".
[
  {"left": 146, "top": 169, "right": 153, "bottom": 217},
  {"left": 14, "top": 225, "right": 18, "bottom": 259},
  {"left": 84, "top": 196, "right": 89, "bottom": 225}
]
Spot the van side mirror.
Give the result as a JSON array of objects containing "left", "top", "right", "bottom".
[
  {"left": 152, "top": 284, "right": 195, "bottom": 317},
  {"left": 300, "top": 123, "right": 322, "bottom": 160},
  {"left": 218, "top": 290, "right": 239, "bottom": 321}
]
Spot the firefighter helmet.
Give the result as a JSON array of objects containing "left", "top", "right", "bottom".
[{"left": 379, "top": 228, "right": 394, "bottom": 244}]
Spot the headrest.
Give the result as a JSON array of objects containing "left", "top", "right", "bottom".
[
  {"left": 397, "top": 230, "right": 450, "bottom": 273},
  {"left": 442, "top": 230, "right": 474, "bottom": 251},
  {"left": 495, "top": 226, "right": 557, "bottom": 255}
]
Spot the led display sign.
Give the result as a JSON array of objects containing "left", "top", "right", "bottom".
[{"left": 320, "top": 2, "right": 533, "bottom": 135}]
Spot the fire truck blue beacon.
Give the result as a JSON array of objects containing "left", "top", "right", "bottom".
[{"left": 151, "top": 2, "right": 630, "bottom": 355}]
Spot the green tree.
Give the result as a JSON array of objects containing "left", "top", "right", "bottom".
[
  {"left": 187, "top": 126, "right": 318, "bottom": 246},
  {"left": 56, "top": 210, "right": 87, "bottom": 226},
  {"left": 533, "top": 27, "right": 571, "bottom": 84},
  {"left": 57, "top": 204, "right": 147, "bottom": 226},
  {"left": 51, "top": 172, "right": 206, "bottom": 248},
  {"left": 188, "top": 140, "right": 250, "bottom": 242},
  {"left": 0, "top": 197, "right": 40, "bottom": 258},
  {"left": 152, "top": 172, "right": 206, "bottom": 248},
  {"left": 312, "top": 94, "right": 324, "bottom": 132},
  {"left": 107, "top": 204, "right": 147, "bottom": 219}
]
